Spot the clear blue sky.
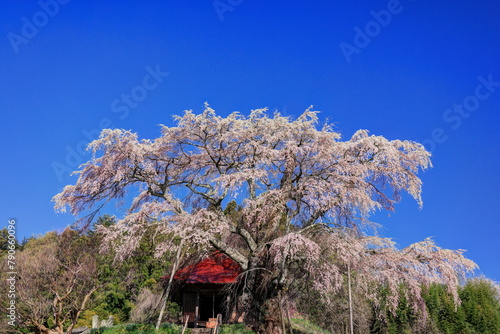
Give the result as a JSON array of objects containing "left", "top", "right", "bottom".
[{"left": 1, "top": 1, "right": 499, "bottom": 281}]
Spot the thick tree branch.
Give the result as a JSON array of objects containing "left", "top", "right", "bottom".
[
  {"left": 209, "top": 238, "right": 248, "bottom": 271},
  {"left": 234, "top": 225, "right": 257, "bottom": 253}
]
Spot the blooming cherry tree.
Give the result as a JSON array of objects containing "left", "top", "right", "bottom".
[{"left": 54, "top": 105, "right": 476, "bottom": 332}]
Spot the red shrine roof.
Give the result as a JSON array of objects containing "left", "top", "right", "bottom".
[{"left": 171, "top": 251, "right": 242, "bottom": 284}]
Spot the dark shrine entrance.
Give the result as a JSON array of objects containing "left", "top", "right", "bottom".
[
  {"left": 168, "top": 251, "right": 243, "bottom": 328},
  {"left": 182, "top": 286, "right": 227, "bottom": 327},
  {"left": 199, "top": 291, "right": 225, "bottom": 320}
]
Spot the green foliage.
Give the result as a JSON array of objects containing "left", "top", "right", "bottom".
[
  {"left": 104, "top": 288, "right": 132, "bottom": 318},
  {"left": 291, "top": 317, "right": 332, "bottom": 334},
  {"left": 0, "top": 227, "right": 19, "bottom": 251},
  {"left": 420, "top": 279, "right": 500, "bottom": 334},
  {"left": 90, "top": 323, "right": 186, "bottom": 334},
  {"left": 21, "top": 231, "right": 58, "bottom": 249},
  {"left": 91, "top": 276, "right": 132, "bottom": 322},
  {"left": 218, "top": 323, "right": 255, "bottom": 334},
  {"left": 95, "top": 214, "right": 117, "bottom": 228},
  {"left": 88, "top": 217, "right": 171, "bottom": 324},
  {"left": 423, "top": 284, "right": 467, "bottom": 334},
  {"left": 89, "top": 323, "right": 256, "bottom": 334},
  {"left": 165, "top": 301, "right": 182, "bottom": 322},
  {"left": 76, "top": 310, "right": 99, "bottom": 328},
  {"left": 91, "top": 287, "right": 132, "bottom": 324},
  {"left": 386, "top": 295, "right": 417, "bottom": 334},
  {"left": 460, "top": 279, "right": 500, "bottom": 333},
  {"left": 368, "top": 283, "right": 424, "bottom": 334}
]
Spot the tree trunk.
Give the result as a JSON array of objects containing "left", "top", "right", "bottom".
[
  {"left": 263, "top": 296, "right": 285, "bottom": 334},
  {"left": 238, "top": 256, "right": 264, "bottom": 331},
  {"left": 238, "top": 255, "right": 287, "bottom": 334},
  {"left": 279, "top": 291, "right": 286, "bottom": 334}
]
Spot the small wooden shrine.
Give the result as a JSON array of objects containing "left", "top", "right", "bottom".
[{"left": 170, "top": 251, "right": 242, "bottom": 328}]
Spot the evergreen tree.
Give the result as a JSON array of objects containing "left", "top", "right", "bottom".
[{"left": 460, "top": 278, "right": 500, "bottom": 333}]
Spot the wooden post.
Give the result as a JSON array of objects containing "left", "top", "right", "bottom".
[
  {"left": 181, "top": 315, "right": 189, "bottom": 334},
  {"left": 156, "top": 239, "right": 185, "bottom": 330},
  {"left": 347, "top": 261, "right": 354, "bottom": 334},
  {"left": 195, "top": 290, "right": 200, "bottom": 328},
  {"left": 182, "top": 293, "right": 186, "bottom": 323}
]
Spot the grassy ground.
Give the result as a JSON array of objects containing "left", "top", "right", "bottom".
[
  {"left": 89, "top": 323, "right": 255, "bottom": 334},
  {"left": 90, "top": 323, "right": 185, "bottom": 334},
  {"left": 290, "top": 318, "right": 332, "bottom": 334},
  {"left": 89, "top": 319, "right": 329, "bottom": 334}
]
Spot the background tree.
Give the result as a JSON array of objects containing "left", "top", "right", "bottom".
[
  {"left": 7, "top": 229, "right": 98, "bottom": 334},
  {"left": 422, "top": 279, "right": 500, "bottom": 334},
  {"left": 0, "top": 227, "right": 20, "bottom": 251},
  {"left": 83, "top": 214, "right": 175, "bottom": 326},
  {"left": 460, "top": 278, "right": 500, "bottom": 333},
  {"left": 54, "top": 106, "right": 477, "bottom": 333}
]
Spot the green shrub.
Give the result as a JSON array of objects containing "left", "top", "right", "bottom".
[
  {"left": 219, "top": 323, "right": 255, "bottom": 334},
  {"left": 291, "top": 317, "right": 331, "bottom": 334},
  {"left": 90, "top": 323, "right": 186, "bottom": 334}
]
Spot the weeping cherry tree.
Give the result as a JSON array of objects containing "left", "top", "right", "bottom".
[{"left": 53, "top": 105, "right": 476, "bottom": 333}]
